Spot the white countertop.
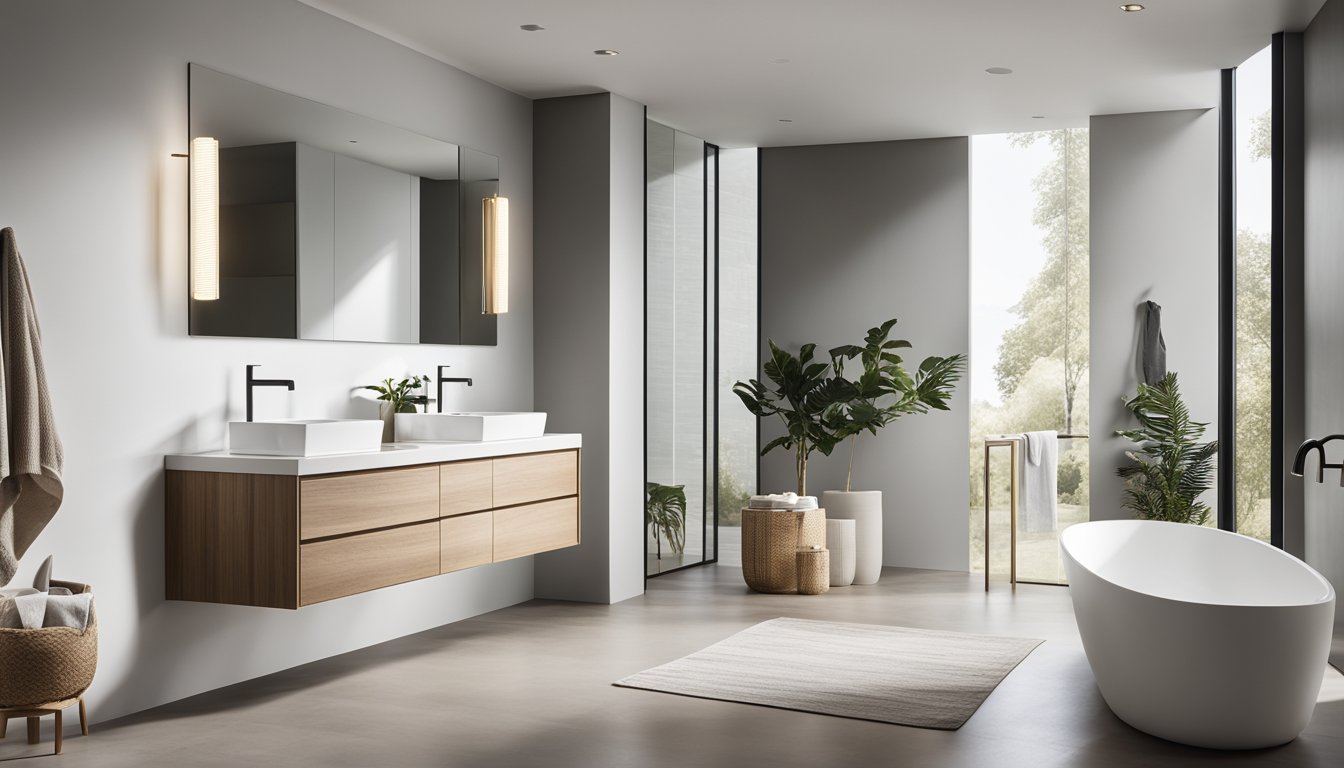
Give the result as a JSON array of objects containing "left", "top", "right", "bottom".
[{"left": 164, "top": 433, "right": 582, "bottom": 476}]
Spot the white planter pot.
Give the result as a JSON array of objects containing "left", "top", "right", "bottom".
[{"left": 821, "top": 490, "right": 882, "bottom": 584}]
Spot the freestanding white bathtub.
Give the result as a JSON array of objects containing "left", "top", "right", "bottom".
[{"left": 1061, "top": 520, "right": 1335, "bottom": 749}]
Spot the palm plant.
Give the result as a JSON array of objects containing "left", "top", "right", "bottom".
[
  {"left": 733, "top": 341, "right": 858, "bottom": 495},
  {"left": 1114, "top": 372, "right": 1218, "bottom": 525},
  {"left": 827, "top": 319, "right": 966, "bottom": 491},
  {"left": 646, "top": 482, "right": 687, "bottom": 559}
]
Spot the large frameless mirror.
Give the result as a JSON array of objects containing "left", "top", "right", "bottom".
[{"left": 187, "top": 63, "right": 498, "bottom": 345}]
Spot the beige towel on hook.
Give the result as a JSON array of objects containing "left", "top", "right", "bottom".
[{"left": 0, "top": 228, "right": 64, "bottom": 586}]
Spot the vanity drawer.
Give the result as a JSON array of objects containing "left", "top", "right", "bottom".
[
  {"left": 492, "top": 450, "right": 578, "bottom": 508},
  {"left": 440, "top": 459, "right": 493, "bottom": 517},
  {"left": 493, "top": 497, "right": 580, "bottom": 561},
  {"left": 441, "top": 511, "right": 493, "bottom": 573},
  {"left": 300, "top": 465, "right": 439, "bottom": 540},
  {"left": 300, "top": 520, "right": 439, "bottom": 605}
]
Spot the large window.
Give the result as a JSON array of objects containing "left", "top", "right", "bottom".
[
  {"left": 969, "top": 129, "right": 1090, "bottom": 584},
  {"left": 1232, "top": 45, "right": 1273, "bottom": 543}
]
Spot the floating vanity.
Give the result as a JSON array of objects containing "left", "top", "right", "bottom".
[{"left": 164, "top": 435, "right": 581, "bottom": 609}]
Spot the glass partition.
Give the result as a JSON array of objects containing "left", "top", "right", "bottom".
[{"left": 646, "top": 120, "right": 758, "bottom": 577}]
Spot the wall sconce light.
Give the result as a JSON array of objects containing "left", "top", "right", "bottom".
[
  {"left": 190, "top": 136, "right": 220, "bottom": 301},
  {"left": 483, "top": 193, "right": 509, "bottom": 315}
]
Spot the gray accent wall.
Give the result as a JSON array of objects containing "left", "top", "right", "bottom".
[
  {"left": 759, "top": 139, "right": 971, "bottom": 572},
  {"left": 1089, "top": 108, "right": 1220, "bottom": 522},
  {"left": 1304, "top": 0, "right": 1344, "bottom": 632},
  {"left": 0, "top": 0, "right": 535, "bottom": 722},
  {"left": 533, "top": 93, "right": 646, "bottom": 604}
]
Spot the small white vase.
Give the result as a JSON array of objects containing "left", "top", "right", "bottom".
[
  {"left": 378, "top": 402, "right": 396, "bottom": 443},
  {"left": 826, "top": 518, "right": 857, "bottom": 587},
  {"left": 821, "top": 490, "right": 882, "bottom": 584}
]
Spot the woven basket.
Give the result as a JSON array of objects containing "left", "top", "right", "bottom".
[
  {"left": 0, "top": 581, "right": 97, "bottom": 708},
  {"left": 795, "top": 548, "right": 830, "bottom": 595},
  {"left": 741, "top": 508, "right": 826, "bottom": 593}
]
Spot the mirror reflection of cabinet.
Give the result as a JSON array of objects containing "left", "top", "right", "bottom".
[{"left": 186, "top": 64, "right": 498, "bottom": 346}]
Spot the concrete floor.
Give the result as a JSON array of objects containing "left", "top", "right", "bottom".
[{"left": 7, "top": 565, "right": 1344, "bottom": 767}]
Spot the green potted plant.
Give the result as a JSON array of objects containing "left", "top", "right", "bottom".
[
  {"left": 364, "top": 375, "right": 429, "bottom": 442},
  {"left": 1115, "top": 372, "right": 1217, "bottom": 524},
  {"left": 732, "top": 341, "right": 857, "bottom": 496},
  {"left": 820, "top": 319, "right": 965, "bottom": 585},
  {"left": 646, "top": 482, "right": 687, "bottom": 560}
]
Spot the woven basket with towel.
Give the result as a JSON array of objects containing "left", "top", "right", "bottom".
[{"left": 0, "top": 580, "right": 97, "bottom": 708}]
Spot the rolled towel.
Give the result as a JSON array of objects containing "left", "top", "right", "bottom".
[{"left": 747, "top": 493, "right": 818, "bottom": 510}]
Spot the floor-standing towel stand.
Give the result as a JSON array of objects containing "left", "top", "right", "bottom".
[{"left": 982, "top": 434, "right": 1087, "bottom": 591}]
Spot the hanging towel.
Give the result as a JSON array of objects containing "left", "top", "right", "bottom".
[
  {"left": 1142, "top": 300, "right": 1167, "bottom": 386},
  {"left": 1019, "top": 431, "right": 1058, "bottom": 534},
  {"left": 0, "top": 228, "right": 64, "bottom": 586}
]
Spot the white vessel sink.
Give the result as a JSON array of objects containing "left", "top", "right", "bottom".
[
  {"left": 229, "top": 419, "right": 384, "bottom": 457},
  {"left": 395, "top": 412, "right": 547, "bottom": 442}
]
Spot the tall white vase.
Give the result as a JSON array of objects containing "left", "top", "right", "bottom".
[{"left": 821, "top": 490, "right": 883, "bottom": 584}]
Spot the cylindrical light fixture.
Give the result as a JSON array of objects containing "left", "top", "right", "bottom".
[
  {"left": 190, "top": 136, "right": 220, "bottom": 301},
  {"left": 482, "top": 193, "right": 509, "bottom": 314}
]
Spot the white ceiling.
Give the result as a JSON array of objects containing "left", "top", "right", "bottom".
[{"left": 298, "top": 0, "right": 1325, "bottom": 147}]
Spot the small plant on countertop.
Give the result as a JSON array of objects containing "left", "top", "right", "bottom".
[{"left": 365, "top": 375, "right": 429, "bottom": 414}]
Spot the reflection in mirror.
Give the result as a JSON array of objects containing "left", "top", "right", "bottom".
[{"left": 186, "top": 64, "right": 496, "bottom": 345}]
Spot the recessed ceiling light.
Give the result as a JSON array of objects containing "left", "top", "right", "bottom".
[
  {"left": 778, "top": 119, "right": 793, "bottom": 123},
  {"left": 594, "top": 49, "right": 620, "bottom": 56},
  {"left": 771, "top": 58, "right": 791, "bottom": 65},
  {"left": 1120, "top": 4, "right": 1145, "bottom": 11},
  {"left": 520, "top": 24, "right": 545, "bottom": 31},
  {"left": 985, "top": 67, "right": 1013, "bottom": 75},
  {"left": 1031, "top": 115, "right": 1045, "bottom": 119}
]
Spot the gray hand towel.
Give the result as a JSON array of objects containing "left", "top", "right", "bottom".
[
  {"left": 0, "top": 228, "right": 64, "bottom": 586},
  {"left": 1142, "top": 300, "right": 1167, "bottom": 386}
]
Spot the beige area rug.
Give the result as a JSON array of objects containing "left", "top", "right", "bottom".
[{"left": 614, "top": 618, "right": 1043, "bottom": 729}]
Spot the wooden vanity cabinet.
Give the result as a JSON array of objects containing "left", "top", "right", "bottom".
[{"left": 165, "top": 448, "right": 580, "bottom": 608}]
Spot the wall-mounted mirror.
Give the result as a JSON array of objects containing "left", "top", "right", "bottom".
[{"left": 187, "top": 63, "right": 497, "bottom": 345}]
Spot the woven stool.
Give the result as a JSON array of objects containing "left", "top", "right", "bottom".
[
  {"left": 795, "top": 546, "right": 830, "bottom": 595},
  {"left": 741, "top": 507, "right": 826, "bottom": 593},
  {"left": 0, "top": 580, "right": 96, "bottom": 755}
]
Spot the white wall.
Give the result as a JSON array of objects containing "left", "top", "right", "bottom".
[
  {"left": 533, "top": 93, "right": 645, "bottom": 604},
  {"left": 0, "top": 0, "right": 535, "bottom": 721},
  {"left": 1304, "top": 0, "right": 1344, "bottom": 634},
  {"left": 1088, "top": 108, "right": 1220, "bottom": 521},
  {"left": 759, "top": 138, "right": 972, "bottom": 572},
  {"left": 608, "top": 94, "right": 646, "bottom": 602}
]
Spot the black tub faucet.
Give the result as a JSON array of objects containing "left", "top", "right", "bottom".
[
  {"left": 246, "top": 364, "right": 295, "bottom": 422},
  {"left": 436, "top": 365, "right": 473, "bottom": 413}
]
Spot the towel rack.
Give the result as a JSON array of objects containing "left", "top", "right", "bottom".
[{"left": 982, "top": 434, "right": 1087, "bottom": 591}]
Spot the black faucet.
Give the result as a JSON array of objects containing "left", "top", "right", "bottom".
[
  {"left": 436, "top": 365, "right": 473, "bottom": 413},
  {"left": 1292, "top": 434, "right": 1344, "bottom": 484},
  {"left": 246, "top": 364, "right": 295, "bottom": 422}
]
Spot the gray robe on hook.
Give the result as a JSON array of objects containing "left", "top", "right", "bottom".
[{"left": 1142, "top": 300, "right": 1167, "bottom": 386}]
